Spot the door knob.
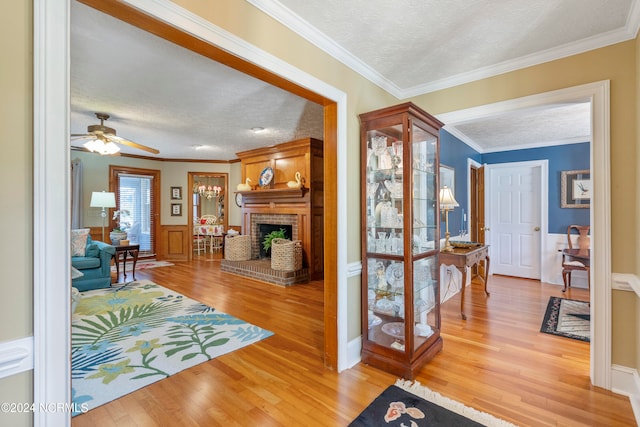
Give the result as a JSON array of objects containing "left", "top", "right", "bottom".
[{"left": 534, "top": 226, "right": 540, "bottom": 231}]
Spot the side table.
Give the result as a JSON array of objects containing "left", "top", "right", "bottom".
[
  {"left": 439, "top": 245, "right": 490, "bottom": 320},
  {"left": 113, "top": 244, "right": 140, "bottom": 281}
]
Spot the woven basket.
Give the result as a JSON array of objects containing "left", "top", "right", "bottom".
[
  {"left": 271, "top": 238, "right": 303, "bottom": 271},
  {"left": 224, "top": 234, "right": 251, "bottom": 261}
]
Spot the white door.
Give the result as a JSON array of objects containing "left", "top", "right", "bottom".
[{"left": 488, "top": 164, "right": 542, "bottom": 279}]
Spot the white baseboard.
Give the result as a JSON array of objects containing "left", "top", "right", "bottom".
[
  {"left": 0, "top": 336, "right": 33, "bottom": 379},
  {"left": 611, "top": 364, "right": 640, "bottom": 425},
  {"left": 347, "top": 336, "right": 362, "bottom": 369}
]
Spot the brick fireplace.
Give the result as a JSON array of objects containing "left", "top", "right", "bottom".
[
  {"left": 221, "top": 137, "right": 324, "bottom": 285},
  {"left": 253, "top": 215, "right": 296, "bottom": 258}
]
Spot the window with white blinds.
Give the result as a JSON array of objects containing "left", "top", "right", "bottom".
[{"left": 118, "top": 174, "right": 154, "bottom": 254}]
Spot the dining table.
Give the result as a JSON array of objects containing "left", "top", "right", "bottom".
[{"left": 193, "top": 224, "right": 225, "bottom": 253}]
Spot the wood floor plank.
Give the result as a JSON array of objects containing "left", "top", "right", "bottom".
[{"left": 71, "top": 258, "right": 636, "bottom": 426}]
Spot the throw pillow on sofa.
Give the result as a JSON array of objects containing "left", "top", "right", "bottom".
[
  {"left": 71, "top": 228, "right": 91, "bottom": 256},
  {"left": 85, "top": 242, "right": 100, "bottom": 257}
]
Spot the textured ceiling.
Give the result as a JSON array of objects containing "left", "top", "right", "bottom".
[
  {"left": 70, "top": 1, "right": 324, "bottom": 160},
  {"left": 71, "top": 0, "right": 640, "bottom": 159}
]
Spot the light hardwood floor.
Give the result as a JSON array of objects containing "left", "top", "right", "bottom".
[{"left": 73, "top": 255, "right": 636, "bottom": 426}]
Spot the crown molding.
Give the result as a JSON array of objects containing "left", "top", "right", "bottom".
[
  {"left": 248, "top": 0, "right": 640, "bottom": 99},
  {"left": 246, "top": 0, "right": 404, "bottom": 98}
]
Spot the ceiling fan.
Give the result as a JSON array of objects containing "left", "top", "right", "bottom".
[{"left": 71, "top": 112, "right": 160, "bottom": 155}]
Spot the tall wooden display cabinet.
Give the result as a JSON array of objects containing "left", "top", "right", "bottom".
[{"left": 359, "top": 102, "right": 443, "bottom": 379}]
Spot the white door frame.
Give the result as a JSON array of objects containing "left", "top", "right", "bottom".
[
  {"left": 34, "top": 0, "right": 349, "bottom": 424},
  {"left": 438, "top": 81, "right": 611, "bottom": 389},
  {"left": 485, "top": 160, "right": 548, "bottom": 280}
]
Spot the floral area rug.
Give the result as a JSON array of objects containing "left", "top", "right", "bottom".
[
  {"left": 71, "top": 280, "right": 273, "bottom": 416},
  {"left": 350, "top": 380, "right": 517, "bottom": 427},
  {"left": 540, "top": 296, "right": 590, "bottom": 342}
]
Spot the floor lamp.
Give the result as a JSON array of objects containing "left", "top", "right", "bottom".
[
  {"left": 90, "top": 191, "right": 116, "bottom": 242},
  {"left": 439, "top": 186, "right": 459, "bottom": 252}
]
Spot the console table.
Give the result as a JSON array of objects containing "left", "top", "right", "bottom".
[
  {"left": 113, "top": 244, "right": 140, "bottom": 281},
  {"left": 439, "top": 245, "right": 490, "bottom": 320}
]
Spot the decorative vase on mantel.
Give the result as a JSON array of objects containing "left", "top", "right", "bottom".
[{"left": 110, "top": 230, "right": 127, "bottom": 246}]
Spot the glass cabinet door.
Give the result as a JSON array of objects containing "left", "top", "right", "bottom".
[
  {"left": 365, "top": 258, "right": 406, "bottom": 350},
  {"left": 411, "top": 124, "right": 437, "bottom": 255},
  {"left": 413, "top": 256, "right": 437, "bottom": 351},
  {"left": 365, "top": 125, "right": 404, "bottom": 256}
]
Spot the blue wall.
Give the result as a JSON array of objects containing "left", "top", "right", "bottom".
[
  {"left": 439, "top": 130, "right": 481, "bottom": 238},
  {"left": 439, "top": 129, "right": 590, "bottom": 236}
]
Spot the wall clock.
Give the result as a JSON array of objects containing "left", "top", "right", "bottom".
[{"left": 235, "top": 192, "right": 243, "bottom": 207}]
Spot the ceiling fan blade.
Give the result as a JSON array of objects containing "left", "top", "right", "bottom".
[
  {"left": 109, "top": 135, "right": 160, "bottom": 154},
  {"left": 70, "top": 133, "right": 94, "bottom": 140}
]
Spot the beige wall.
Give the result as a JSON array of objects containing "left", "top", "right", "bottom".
[
  {"left": 0, "top": 0, "right": 32, "bottom": 425},
  {"left": 3, "top": 1, "right": 640, "bottom": 423},
  {"left": 636, "top": 28, "right": 640, "bottom": 373},
  {"left": 72, "top": 152, "right": 233, "bottom": 228}
]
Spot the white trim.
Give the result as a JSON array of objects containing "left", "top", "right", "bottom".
[
  {"left": 247, "top": 0, "right": 637, "bottom": 97},
  {"left": 484, "top": 159, "right": 549, "bottom": 281},
  {"left": 481, "top": 136, "right": 590, "bottom": 154},
  {"left": 246, "top": 0, "right": 403, "bottom": 97},
  {"left": 34, "top": 0, "right": 72, "bottom": 426},
  {"left": 589, "top": 80, "right": 612, "bottom": 389},
  {"left": 347, "top": 261, "right": 362, "bottom": 277},
  {"left": 611, "top": 364, "right": 640, "bottom": 425},
  {"left": 346, "top": 336, "right": 362, "bottom": 370},
  {"left": 39, "top": 0, "right": 349, "bottom": 425},
  {"left": 454, "top": 81, "right": 610, "bottom": 388},
  {"left": 612, "top": 273, "right": 640, "bottom": 296},
  {"left": 0, "top": 337, "right": 34, "bottom": 379}
]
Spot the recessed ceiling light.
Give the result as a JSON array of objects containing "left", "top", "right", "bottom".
[{"left": 251, "top": 127, "right": 265, "bottom": 133}]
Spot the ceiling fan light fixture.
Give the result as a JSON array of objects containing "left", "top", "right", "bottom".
[
  {"left": 72, "top": 112, "right": 159, "bottom": 155},
  {"left": 84, "top": 138, "right": 120, "bottom": 155}
]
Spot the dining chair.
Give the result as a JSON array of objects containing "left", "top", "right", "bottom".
[
  {"left": 193, "top": 223, "right": 207, "bottom": 255},
  {"left": 562, "top": 225, "right": 590, "bottom": 291}
]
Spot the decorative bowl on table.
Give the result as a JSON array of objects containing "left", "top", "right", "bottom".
[{"left": 449, "top": 241, "right": 481, "bottom": 248}]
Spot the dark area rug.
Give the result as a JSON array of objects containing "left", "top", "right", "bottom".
[
  {"left": 350, "top": 382, "right": 517, "bottom": 427},
  {"left": 540, "top": 296, "right": 590, "bottom": 342}
]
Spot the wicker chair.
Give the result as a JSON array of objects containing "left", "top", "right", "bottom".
[{"left": 225, "top": 234, "right": 251, "bottom": 261}]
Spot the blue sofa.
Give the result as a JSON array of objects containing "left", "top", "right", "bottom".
[{"left": 71, "top": 237, "right": 115, "bottom": 291}]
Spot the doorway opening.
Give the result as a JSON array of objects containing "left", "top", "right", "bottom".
[{"left": 85, "top": 0, "right": 340, "bottom": 370}]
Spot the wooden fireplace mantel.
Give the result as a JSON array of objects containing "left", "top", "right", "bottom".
[{"left": 237, "top": 188, "right": 308, "bottom": 205}]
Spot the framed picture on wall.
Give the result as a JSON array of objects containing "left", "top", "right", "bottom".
[
  {"left": 561, "top": 169, "right": 590, "bottom": 208},
  {"left": 170, "top": 186, "right": 182, "bottom": 200},
  {"left": 171, "top": 203, "right": 182, "bottom": 216},
  {"left": 440, "top": 164, "right": 455, "bottom": 191}
]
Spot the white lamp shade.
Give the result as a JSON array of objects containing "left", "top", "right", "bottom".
[
  {"left": 90, "top": 191, "right": 116, "bottom": 208},
  {"left": 439, "top": 186, "right": 459, "bottom": 210}
]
